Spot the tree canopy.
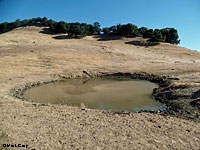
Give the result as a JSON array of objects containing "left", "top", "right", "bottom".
[
  {"left": 0, "top": 17, "right": 180, "bottom": 44},
  {"left": 103, "top": 23, "right": 180, "bottom": 44}
]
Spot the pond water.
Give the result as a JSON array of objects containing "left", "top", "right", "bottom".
[{"left": 23, "top": 78, "right": 165, "bottom": 112}]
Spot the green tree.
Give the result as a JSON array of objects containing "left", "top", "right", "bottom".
[
  {"left": 79, "top": 23, "right": 89, "bottom": 37},
  {"left": 93, "top": 22, "right": 101, "bottom": 34},
  {"left": 116, "top": 24, "right": 123, "bottom": 35},
  {"left": 7, "top": 22, "right": 17, "bottom": 30},
  {"left": 0, "top": 17, "right": 181, "bottom": 44},
  {"left": 102, "top": 28, "right": 110, "bottom": 34},
  {"left": 113, "top": 23, "right": 139, "bottom": 36},
  {"left": 0, "top": 22, "right": 8, "bottom": 33},
  {"left": 109, "top": 25, "right": 117, "bottom": 34},
  {"left": 14, "top": 19, "right": 22, "bottom": 27},
  {"left": 143, "top": 29, "right": 154, "bottom": 38},
  {"left": 139, "top": 27, "right": 148, "bottom": 35},
  {"left": 20, "top": 19, "right": 29, "bottom": 26},
  {"left": 151, "top": 29, "right": 165, "bottom": 42},
  {"left": 87, "top": 24, "right": 95, "bottom": 35},
  {"left": 132, "top": 25, "right": 139, "bottom": 37},
  {"left": 29, "top": 18, "right": 37, "bottom": 25},
  {"left": 53, "top": 21, "right": 68, "bottom": 33},
  {"left": 121, "top": 23, "right": 133, "bottom": 36},
  {"left": 41, "top": 17, "right": 48, "bottom": 26},
  {"left": 68, "top": 23, "right": 81, "bottom": 37},
  {"left": 35, "top": 17, "right": 42, "bottom": 24},
  {"left": 160, "top": 28, "right": 180, "bottom": 44},
  {"left": 47, "top": 19, "right": 57, "bottom": 30},
  {"left": 168, "top": 28, "right": 180, "bottom": 44}
]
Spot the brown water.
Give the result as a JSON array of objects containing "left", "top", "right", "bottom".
[{"left": 23, "top": 78, "right": 165, "bottom": 112}]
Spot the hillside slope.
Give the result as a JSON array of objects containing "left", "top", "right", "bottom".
[{"left": 0, "top": 26, "right": 200, "bottom": 150}]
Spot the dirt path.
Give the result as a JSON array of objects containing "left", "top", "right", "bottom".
[{"left": 0, "top": 26, "right": 200, "bottom": 150}]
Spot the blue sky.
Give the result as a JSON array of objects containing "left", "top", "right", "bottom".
[{"left": 0, "top": 0, "right": 199, "bottom": 51}]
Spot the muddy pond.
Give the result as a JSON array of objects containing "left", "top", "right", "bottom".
[{"left": 23, "top": 78, "right": 165, "bottom": 112}]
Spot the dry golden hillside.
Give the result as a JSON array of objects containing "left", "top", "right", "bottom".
[{"left": 0, "top": 26, "right": 200, "bottom": 150}]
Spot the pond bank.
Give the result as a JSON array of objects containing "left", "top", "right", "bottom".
[{"left": 11, "top": 72, "right": 200, "bottom": 122}]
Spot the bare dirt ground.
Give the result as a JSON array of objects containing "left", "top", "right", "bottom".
[{"left": 0, "top": 26, "right": 200, "bottom": 150}]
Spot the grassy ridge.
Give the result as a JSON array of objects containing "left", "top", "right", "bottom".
[{"left": 0, "top": 17, "right": 180, "bottom": 44}]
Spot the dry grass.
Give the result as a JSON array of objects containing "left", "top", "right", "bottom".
[{"left": 0, "top": 26, "right": 200, "bottom": 150}]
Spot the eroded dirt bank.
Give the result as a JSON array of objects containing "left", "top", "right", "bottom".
[{"left": 0, "top": 26, "right": 200, "bottom": 150}]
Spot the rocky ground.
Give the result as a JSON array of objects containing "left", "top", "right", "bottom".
[{"left": 0, "top": 26, "right": 200, "bottom": 150}]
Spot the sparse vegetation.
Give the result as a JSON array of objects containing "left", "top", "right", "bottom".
[{"left": 0, "top": 17, "right": 180, "bottom": 44}]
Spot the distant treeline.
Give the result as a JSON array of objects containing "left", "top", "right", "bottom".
[
  {"left": 102, "top": 24, "right": 180, "bottom": 44},
  {"left": 0, "top": 17, "right": 180, "bottom": 44}
]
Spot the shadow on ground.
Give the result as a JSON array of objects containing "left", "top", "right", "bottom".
[
  {"left": 94, "top": 35, "right": 123, "bottom": 41},
  {"left": 52, "top": 35, "right": 79, "bottom": 40},
  {"left": 39, "top": 28, "right": 56, "bottom": 35},
  {"left": 125, "top": 40, "right": 160, "bottom": 47}
]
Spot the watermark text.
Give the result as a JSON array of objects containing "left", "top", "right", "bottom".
[{"left": 2, "top": 144, "right": 28, "bottom": 148}]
